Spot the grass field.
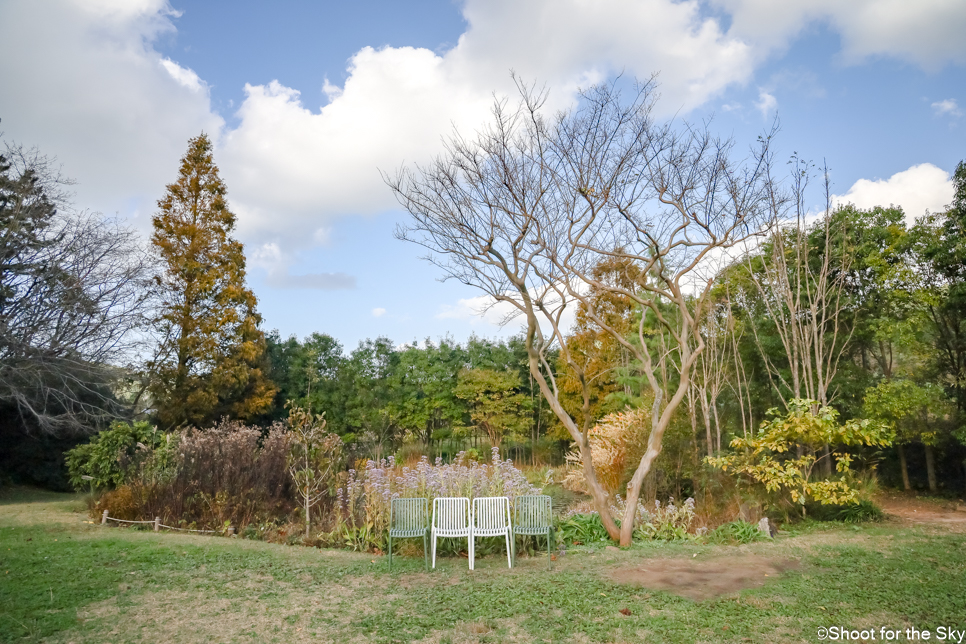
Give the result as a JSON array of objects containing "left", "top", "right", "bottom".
[{"left": 2, "top": 488, "right": 965, "bottom": 643}]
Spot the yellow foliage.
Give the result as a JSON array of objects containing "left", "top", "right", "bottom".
[{"left": 563, "top": 406, "right": 650, "bottom": 496}]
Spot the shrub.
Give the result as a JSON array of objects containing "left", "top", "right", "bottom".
[
  {"left": 92, "top": 420, "right": 299, "bottom": 533},
  {"left": 558, "top": 512, "right": 611, "bottom": 545},
  {"left": 707, "top": 399, "right": 893, "bottom": 517},
  {"left": 65, "top": 421, "right": 163, "bottom": 490},
  {"left": 705, "top": 520, "right": 764, "bottom": 545},
  {"left": 805, "top": 499, "right": 884, "bottom": 523},
  {"left": 562, "top": 407, "right": 649, "bottom": 496},
  {"left": 634, "top": 497, "right": 697, "bottom": 541}
]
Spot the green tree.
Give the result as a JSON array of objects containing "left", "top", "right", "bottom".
[
  {"left": 454, "top": 367, "right": 531, "bottom": 449},
  {"left": 863, "top": 379, "right": 954, "bottom": 492},
  {"left": 910, "top": 161, "right": 966, "bottom": 410},
  {"left": 147, "top": 134, "right": 275, "bottom": 429}
]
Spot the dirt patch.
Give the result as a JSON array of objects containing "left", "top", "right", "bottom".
[
  {"left": 609, "top": 554, "right": 799, "bottom": 601},
  {"left": 879, "top": 494, "right": 966, "bottom": 531}
]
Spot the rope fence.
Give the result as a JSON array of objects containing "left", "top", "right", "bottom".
[{"left": 100, "top": 510, "right": 232, "bottom": 535}]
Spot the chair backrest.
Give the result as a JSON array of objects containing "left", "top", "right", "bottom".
[
  {"left": 433, "top": 497, "right": 470, "bottom": 530},
  {"left": 391, "top": 497, "right": 427, "bottom": 530},
  {"left": 473, "top": 496, "right": 511, "bottom": 531},
  {"left": 513, "top": 495, "right": 552, "bottom": 529}
]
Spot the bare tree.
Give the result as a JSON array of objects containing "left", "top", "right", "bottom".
[
  {"left": 741, "top": 161, "right": 856, "bottom": 410},
  {"left": 389, "top": 79, "right": 775, "bottom": 544},
  {"left": 0, "top": 143, "right": 154, "bottom": 436}
]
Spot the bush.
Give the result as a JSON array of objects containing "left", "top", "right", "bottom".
[
  {"left": 805, "top": 499, "right": 884, "bottom": 523},
  {"left": 706, "top": 520, "right": 764, "bottom": 545},
  {"left": 93, "top": 420, "right": 299, "bottom": 533},
  {"left": 65, "top": 421, "right": 163, "bottom": 490},
  {"left": 558, "top": 512, "right": 611, "bottom": 545},
  {"left": 634, "top": 497, "right": 697, "bottom": 541}
]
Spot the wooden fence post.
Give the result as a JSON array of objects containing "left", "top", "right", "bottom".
[
  {"left": 154, "top": 517, "right": 160, "bottom": 532},
  {"left": 101, "top": 510, "right": 108, "bottom": 524}
]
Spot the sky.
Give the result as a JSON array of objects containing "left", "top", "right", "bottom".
[{"left": 1, "top": 0, "right": 964, "bottom": 351}]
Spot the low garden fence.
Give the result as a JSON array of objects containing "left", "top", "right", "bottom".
[{"left": 99, "top": 510, "right": 230, "bottom": 535}]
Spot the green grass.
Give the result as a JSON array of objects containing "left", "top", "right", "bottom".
[{"left": 1, "top": 487, "right": 965, "bottom": 643}]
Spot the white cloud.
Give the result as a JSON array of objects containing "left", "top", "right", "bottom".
[
  {"left": 372, "top": 308, "right": 386, "bottom": 318},
  {"left": 264, "top": 270, "right": 356, "bottom": 290},
  {"left": 713, "top": 0, "right": 966, "bottom": 69},
  {"left": 932, "top": 99, "right": 963, "bottom": 117},
  {"left": 4, "top": 0, "right": 963, "bottom": 284},
  {"left": 754, "top": 90, "right": 778, "bottom": 117},
  {"left": 160, "top": 58, "right": 205, "bottom": 93},
  {"left": 220, "top": 0, "right": 757, "bottom": 250},
  {"left": 0, "top": 0, "right": 222, "bottom": 226},
  {"left": 833, "top": 163, "right": 954, "bottom": 221}
]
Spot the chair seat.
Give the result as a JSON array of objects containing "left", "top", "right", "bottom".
[
  {"left": 514, "top": 526, "right": 551, "bottom": 536},
  {"left": 475, "top": 526, "right": 511, "bottom": 537},
  {"left": 390, "top": 528, "right": 427, "bottom": 538},
  {"left": 434, "top": 527, "right": 471, "bottom": 537}
]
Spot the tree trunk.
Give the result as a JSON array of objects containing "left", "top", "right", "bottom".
[
  {"left": 924, "top": 444, "right": 938, "bottom": 493},
  {"left": 898, "top": 444, "right": 911, "bottom": 491},
  {"left": 304, "top": 494, "right": 311, "bottom": 539}
]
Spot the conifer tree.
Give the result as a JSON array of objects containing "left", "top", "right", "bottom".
[{"left": 148, "top": 134, "right": 275, "bottom": 429}]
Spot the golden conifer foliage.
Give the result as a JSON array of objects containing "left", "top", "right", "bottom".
[{"left": 148, "top": 134, "right": 276, "bottom": 429}]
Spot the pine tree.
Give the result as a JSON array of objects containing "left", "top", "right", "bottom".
[{"left": 148, "top": 134, "right": 275, "bottom": 429}]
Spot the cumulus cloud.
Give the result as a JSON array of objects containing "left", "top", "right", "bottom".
[
  {"left": 0, "top": 0, "right": 222, "bottom": 225},
  {"left": 372, "top": 308, "right": 386, "bottom": 318},
  {"left": 932, "top": 99, "right": 963, "bottom": 117},
  {"left": 754, "top": 90, "right": 778, "bottom": 117},
  {"left": 221, "top": 0, "right": 757, "bottom": 252},
  {"left": 4, "top": 0, "right": 963, "bottom": 283},
  {"left": 833, "top": 163, "right": 954, "bottom": 221},
  {"left": 713, "top": 0, "right": 966, "bottom": 69}
]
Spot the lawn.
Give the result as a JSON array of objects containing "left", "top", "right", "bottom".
[{"left": 1, "top": 487, "right": 964, "bottom": 643}]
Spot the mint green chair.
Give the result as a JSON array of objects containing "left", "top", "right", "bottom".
[
  {"left": 388, "top": 498, "right": 429, "bottom": 571},
  {"left": 512, "top": 495, "right": 554, "bottom": 569}
]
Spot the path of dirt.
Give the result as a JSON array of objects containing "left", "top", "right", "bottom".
[
  {"left": 609, "top": 555, "right": 799, "bottom": 601},
  {"left": 878, "top": 493, "right": 966, "bottom": 530}
]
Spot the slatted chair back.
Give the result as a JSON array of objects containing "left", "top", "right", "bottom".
[
  {"left": 388, "top": 497, "right": 429, "bottom": 571},
  {"left": 471, "top": 496, "right": 513, "bottom": 570},
  {"left": 512, "top": 494, "right": 554, "bottom": 569},
  {"left": 431, "top": 497, "right": 472, "bottom": 569},
  {"left": 390, "top": 498, "right": 428, "bottom": 535}
]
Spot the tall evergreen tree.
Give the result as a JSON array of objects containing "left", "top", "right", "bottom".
[{"left": 148, "top": 134, "right": 275, "bottom": 429}]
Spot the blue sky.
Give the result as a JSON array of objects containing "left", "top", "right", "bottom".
[{"left": 1, "top": 0, "right": 964, "bottom": 351}]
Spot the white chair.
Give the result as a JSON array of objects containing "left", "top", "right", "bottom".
[
  {"left": 471, "top": 496, "right": 513, "bottom": 570},
  {"left": 431, "top": 497, "right": 472, "bottom": 569}
]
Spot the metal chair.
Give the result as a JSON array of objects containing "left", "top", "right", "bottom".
[
  {"left": 471, "top": 496, "right": 513, "bottom": 570},
  {"left": 431, "top": 497, "right": 472, "bottom": 569},
  {"left": 388, "top": 498, "right": 430, "bottom": 571},
  {"left": 512, "top": 494, "right": 554, "bottom": 569}
]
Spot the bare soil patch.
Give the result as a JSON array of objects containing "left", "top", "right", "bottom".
[
  {"left": 609, "top": 554, "right": 799, "bottom": 601},
  {"left": 879, "top": 493, "right": 966, "bottom": 531}
]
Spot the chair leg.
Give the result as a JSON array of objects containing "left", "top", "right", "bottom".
[
  {"left": 432, "top": 530, "right": 437, "bottom": 569},
  {"left": 469, "top": 535, "right": 474, "bottom": 570},
  {"left": 547, "top": 529, "right": 552, "bottom": 569},
  {"left": 511, "top": 532, "right": 516, "bottom": 567},
  {"left": 423, "top": 531, "right": 429, "bottom": 571},
  {"left": 505, "top": 530, "right": 512, "bottom": 568},
  {"left": 388, "top": 534, "right": 393, "bottom": 570}
]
